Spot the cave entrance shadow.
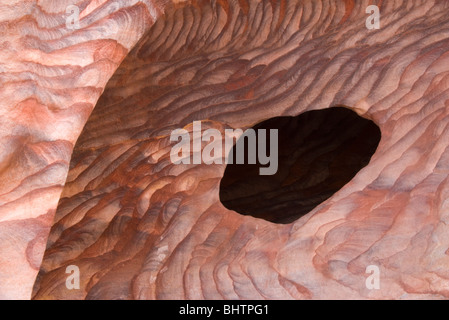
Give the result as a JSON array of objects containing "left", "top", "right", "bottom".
[{"left": 219, "top": 107, "right": 381, "bottom": 224}]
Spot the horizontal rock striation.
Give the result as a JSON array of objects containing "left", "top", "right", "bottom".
[
  {"left": 0, "top": 0, "right": 168, "bottom": 299},
  {"left": 3, "top": 0, "right": 449, "bottom": 299}
]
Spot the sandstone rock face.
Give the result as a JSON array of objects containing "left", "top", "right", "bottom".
[
  {"left": 1, "top": 0, "right": 449, "bottom": 299},
  {"left": 0, "top": 0, "right": 168, "bottom": 299}
]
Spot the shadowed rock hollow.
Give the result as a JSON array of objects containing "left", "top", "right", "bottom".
[
  {"left": 1, "top": 0, "right": 449, "bottom": 299},
  {"left": 220, "top": 107, "right": 381, "bottom": 224}
]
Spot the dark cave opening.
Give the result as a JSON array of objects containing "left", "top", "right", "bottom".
[{"left": 219, "top": 107, "right": 381, "bottom": 224}]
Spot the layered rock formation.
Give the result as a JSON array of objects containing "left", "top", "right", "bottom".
[
  {"left": 1, "top": 0, "right": 449, "bottom": 299},
  {"left": 0, "top": 0, "right": 168, "bottom": 299}
]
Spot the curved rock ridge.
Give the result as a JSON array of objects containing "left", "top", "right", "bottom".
[
  {"left": 0, "top": 0, "right": 169, "bottom": 299},
  {"left": 3, "top": 0, "right": 449, "bottom": 299}
]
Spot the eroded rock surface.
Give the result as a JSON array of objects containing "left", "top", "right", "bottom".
[
  {"left": 2, "top": 0, "right": 449, "bottom": 299},
  {"left": 0, "top": 0, "right": 168, "bottom": 299}
]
